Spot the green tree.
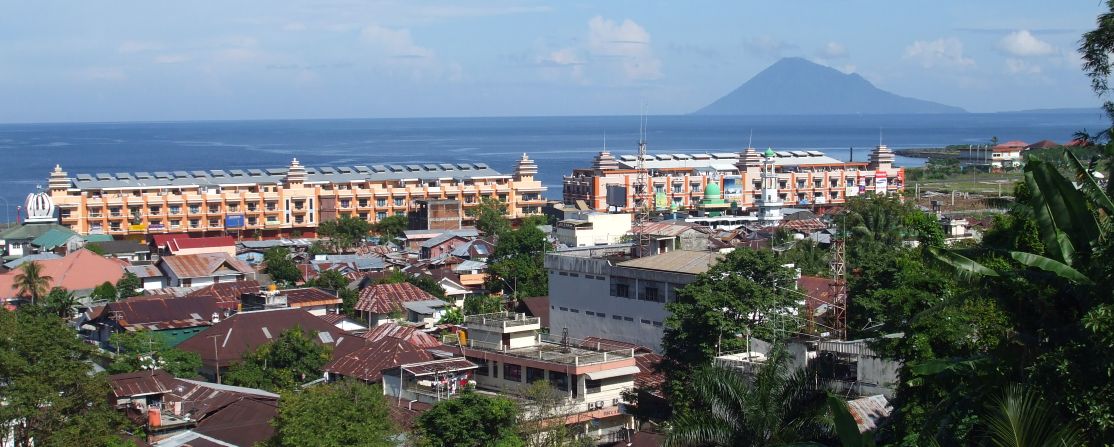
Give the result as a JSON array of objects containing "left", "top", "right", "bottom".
[
  {"left": 11, "top": 261, "right": 52, "bottom": 304},
  {"left": 224, "top": 327, "right": 330, "bottom": 392},
  {"left": 415, "top": 391, "right": 523, "bottom": 447},
  {"left": 270, "top": 380, "right": 395, "bottom": 447},
  {"left": 487, "top": 221, "right": 550, "bottom": 299},
  {"left": 437, "top": 307, "right": 463, "bottom": 325},
  {"left": 463, "top": 294, "right": 504, "bottom": 315},
  {"left": 115, "top": 272, "right": 142, "bottom": 299},
  {"left": 376, "top": 271, "right": 447, "bottom": 299},
  {"left": 470, "top": 197, "right": 510, "bottom": 236},
  {"left": 90, "top": 281, "right": 118, "bottom": 302},
  {"left": 666, "top": 347, "right": 833, "bottom": 446},
  {"left": 107, "top": 330, "right": 202, "bottom": 378},
  {"left": 373, "top": 214, "right": 408, "bottom": 243},
  {"left": 318, "top": 216, "right": 372, "bottom": 252},
  {"left": 84, "top": 243, "right": 107, "bottom": 256},
  {"left": 1080, "top": 1, "right": 1114, "bottom": 193},
  {"left": 518, "top": 381, "right": 592, "bottom": 447},
  {"left": 42, "top": 287, "right": 77, "bottom": 318},
  {"left": 778, "top": 239, "right": 829, "bottom": 277},
  {"left": 338, "top": 288, "right": 359, "bottom": 316},
  {"left": 264, "top": 247, "right": 302, "bottom": 285},
  {"left": 660, "top": 248, "right": 798, "bottom": 416},
  {"left": 0, "top": 308, "right": 132, "bottom": 446},
  {"left": 308, "top": 269, "right": 349, "bottom": 291}
]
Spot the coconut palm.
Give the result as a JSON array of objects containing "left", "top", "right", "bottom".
[
  {"left": 983, "top": 384, "right": 1084, "bottom": 447},
  {"left": 665, "top": 346, "right": 832, "bottom": 446},
  {"left": 12, "top": 261, "right": 53, "bottom": 305},
  {"left": 43, "top": 287, "right": 77, "bottom": 318}
]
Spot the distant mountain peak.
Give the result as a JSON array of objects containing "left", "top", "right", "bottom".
[{"left": 694, "top": 58, "right": 965, "bottom": 115}]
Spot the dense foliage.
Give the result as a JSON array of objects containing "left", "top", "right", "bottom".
[
  {"left": 11, "top": 261, "right": 51, "bottom": 303},
  {"left": 264, "top": 247, "right": 302, "bottom": 285},
  {"left": 487, "top": 216, "right": 550, "bottom": 298},
  {"left": 225, "top": 327, "right": 331, "bottom": 392},
  {"left": 660, "top": 248, "right": 798, "bottom": 416},
  {"left": 90, "top": 281, "right": 119, "bottom": 302},
  {"left": 469, "top": 197, "right": 511, "bottom": 236},
  {"left": 415, "top": 391, "right": 523, "bottom": 447},
  {"left": 269, "top": 380, "right": 395, "bottom": 447},
  {"left": 318, "top": 216, "right": 372, "bottom": 252},
  {"left": 463, "top": 294, "right": 504, "bottom": 315},
  {"left": 376, "top": 270, "right": 447, "bottom": 299},
  {"left": 0, "top": 308, "right": 132, "bottom": 446},
  {"left": 373, "top": 214, "right": 408, "bottom": 243},
  {"left": 107, "top": 330, "right": 202, "bottom": 378},
  {"left": 115, "top": 272, "right": 142, "bottom": 299},
  {"left": 42, "top": 287, "right": 77, "bottom": 318}
]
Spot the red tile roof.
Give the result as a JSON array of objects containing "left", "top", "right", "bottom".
[
  {"left": 634, "top": 353, "right": 665, "bottom": 393},
  {"left": 151, "top": 233, "right": 191, "bottom": 247},
  {"left": 360, "top": 322, "right": 443, "bottom": 349},
  {"left": 160, "top": 253, "right": 253, "bottom": 280},
  {"left": 282, "top": 287, "right": 342, "bottom": 308},
  {"left": 1027, "top": 139, "right": 1060, "bottom": 149},
  {"left": 0, "top": 249, "right": 125, "bottom": 298},
  {"left": 176, "top": 308, "right": 352, "bottom": 367},
  {"left": 354, "top": 282, "right": 437, "bottom": 314},
  {"left": 323, "top": 337, "right": 433, "bottom": 382},
  {"left": 166, "top": 236, "right": 236, "bottom": 254}
]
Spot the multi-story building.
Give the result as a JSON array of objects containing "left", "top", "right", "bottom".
[
  {"left": 554, "top": 211, "right": 633, "bottom": 247},
  {"left": 43, "top": 153, "right": 545, "bottom": 237},
  {"left": 563, "top": 145, "right": 902, "bottom": 213},
  {"left": 545, "top": 246, "right": 721, "bottom": 352},
  {"left": 454, "top": 311, "right": 639, "bottom": 442}
]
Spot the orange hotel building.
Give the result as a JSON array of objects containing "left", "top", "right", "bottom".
[
  {"left": 45, "top": 154, "right": 545, "bottom": 238},
  {"left": 563, "top": 145, "right": 903, "bottom": 212}
]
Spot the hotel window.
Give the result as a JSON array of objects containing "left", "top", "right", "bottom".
[
  {"left": 654, "top": 184, "right": 664, "bottom": 193},
  {"left": 393, "top": 198, "right": 404, "bottom": 206},
  {"left": 394, "top": 211, "right": 404, "bottom": 217},
  {"left": 170, "top": 220, "right": 180, "bottom": 228},
  {"left": 503, "top": 363, "right": 522, "bottom": 382},
  {"left": 295, "top": 216, "right": 304, "bottom": 224},
  {"left": 228, "top": 204, "right": 239, "bottom": 212},
  {"left": 340, "top": 199, "right": 351, "bottom": 208},
  {"left": 612, "top": 314, "right": 623, "bottom": 320},
  {"left": 846, "top": 178, "right": 855, "bottom": 187},
  {"left": 149, "top": 219, "right": 161, "bottom": 227},
  {"left": 831, "top": 191, "right": 840, "bottom": 199},
  {"left": 189, "top": 219, "right": 200, "bottom": 228},
  {"left": 149, "top": 206, "right": 161, "bottom": 216},
  {"left": 548, "top": 371, "right": 569, "bottom": 391},
  {"left": 830, "top": 179, "right": 839, "bottom": 188},
  {"left": 498, "top": 194, "right": 507, "bottom": 202},
  {"left": 796, "top": 180, "right": 805, "bottom": 188},
  {"left": 464, "top": 195, "right": 475, "bottom": 204},
  {"left": 358, "top": 199, "right": 368, "bottom": 207},
  {"left": 779, "top": 193, "right": 788, "bottom": 200},
  {"left": 88, "top": 208, "right": 102, "bottom": 217},
  {"left": 474, "top": 358, "right": 489, "bottom": 376},
  {"left": 526, "top": 367, "right": 545, "bottom": 383},
  {"left": 611, "top": 282, "right": 631, "bottom": 298},
  {"left": 267, "top": 216, "right": 279, "bottom": 223},
  {"left": 247, "top": 203, "right": 257, "bottom": 211},
  {"left": 189, "top": 206, "right": 200, "bottom": 214},
  {"left": 208, "top": 218, "right": 219, "bottom": 227},
  {"left": 623, "top": 316, "right": 633, "bottom": 322},
  {"left": 359, "top": 212, "right": 368, "bottom": 220},
  {"left": 208, "top": 205, "right": 219, "bottom": 213},
  {"left": 797, "top": 193, "right": 806, "bottom": 201},
  {"left": 110, "top": 223, "right": 121, "bottom": 231},
  {"left": 586, "top": 378, "right": 602, "bottom": 394},
  {"left": 779, "top": 181, "right": 788, "bottom": 189},
  {"left": 644, "top": 286, "right": 661, "bottom": 302},
  {"left": 672, "top": 183, "right": 683, "bottom": 193},
  {"left": 110, "top": 207, "right": 121, "bottom": 217},
  {"left": 266, "top": 202, "right": 277, "bottom": 211},
  {"left": 376, "top": 211, "right": 387, "bottom": 220},
  {"left": 691, "top": 182, "right": 702, "bottom": 192},
  {"left": 376, "top": 198, "right": 386, "bottom": 207},
  {"left": 813, "top": 180, "right": 822, "bottom": 188}
]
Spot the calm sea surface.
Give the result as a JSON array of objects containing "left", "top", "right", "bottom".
[{"left": 0, "top": 112, "right": 1106, "bottom": 221}]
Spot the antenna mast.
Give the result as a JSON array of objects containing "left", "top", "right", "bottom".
[
  {"left": 828, "top": 219, "right": 848, "bottom": 340},
  {"left": 633, "top": 108, "right": 651, "bottom": 257}
]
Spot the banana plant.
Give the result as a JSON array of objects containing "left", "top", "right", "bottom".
[{"left": 931, "top": 152, "right": 1109, "bottom": 285}]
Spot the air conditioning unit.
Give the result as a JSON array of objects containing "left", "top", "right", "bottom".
[
  {"left": 596, "top": 400, "right": 604, "bottom": 408},
  {"left": 612, "top": 398, "right": 620, "bottom": 406},
  {"left": 587, "top": 402, "right": 596, "bottom": 410}
]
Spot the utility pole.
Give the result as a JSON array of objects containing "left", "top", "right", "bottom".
[{"left": 207, "top": 334, "right": 222, "bottom": 384}]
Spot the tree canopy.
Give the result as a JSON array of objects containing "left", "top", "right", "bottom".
[
  {"left": 11, "top": 261, "right": 52, "bottom": 304},
  {"left": 463, "top": 294, "right": 504, "bottom": 315},
  {"left": 487, "top": 217, "right": 550, "bottom": 299},
  {"left": 115, "top": 272, "right": 142, "bottom": 299},
  {"left": 0, "top": 307, "right": 131, "bottom": 446},
  {"left": 373, "top": 214, "right": 408, "bottom": 243},
  {"left": 107, "top": 330, "right": 202, "bottom": 378},
  {"left": 318, "top": 216, "right": 372, "bottom": 252},
  {"left": 90, "top": 281, "right": 118, "bottom": 302},
  {"left": 270, "top": 380, "right": 395, "bottom": 447},
  {"left": 415, "top": 391, "right": 523, "bottom": 447},
  {"left": 469, "top": 197, "right": 511, "bottom": 236},
  {"left": 264, "top": 247, "right": 302, "bottom": 285},
  {"left": 225, "top": 327, "right": 330, "bottom": 392}
]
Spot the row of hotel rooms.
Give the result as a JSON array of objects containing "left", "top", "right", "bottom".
[{"left": 44, "top": 145, "right": 902, "bottom": 236}]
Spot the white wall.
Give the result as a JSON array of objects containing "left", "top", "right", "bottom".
[{"left": 547, "top": 271, "right": 670, "bottom": 352}]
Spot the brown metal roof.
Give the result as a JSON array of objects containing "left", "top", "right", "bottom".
[
  {"left": 176, "top": 308, "right": 351, "bottom": 367},
  {"left": 160, "top": 253, "right": 253, "bottom": 280},
  {"left": 354, "top": 282, "right": 437, "bottom": 314},
  {"left": 634, "top": 353, "right": 666, "bottom": 394},
  {"left": 187, "top": 280, "right": 260, "bottom": 308},
  {"left": 517, "top": 296, "right": 549, "bottom": 328},
  {"left": 402, "top": 358, "right": 477, "bottom": 376},
  {"left": 323, "top": 337, "right": 433, "bottom": 383},
  {"left": 360, "top": 322, "right": 443, "bottom": 349},
  {"left": 101, "top": 295, "right": 222, "bottom": 329},
  {"left": 616, "top": 250, "right": 721, "bottom": 275},
  {"left": 282, "top": 287, "right": 342, "bottom": 308}
]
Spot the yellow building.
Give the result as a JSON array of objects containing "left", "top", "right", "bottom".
[
  {"left": 46, "top": 154, "right": 545, "bottom": 237},
  {"left": 563, "top": 145, "right": 903, "bottom": 212}
]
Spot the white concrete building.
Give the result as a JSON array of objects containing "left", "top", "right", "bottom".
[
  {"left": 544, "top": 246, "right": 720, "bottom": 352},
  {"left": 555, "top": 211, "right": 633, "bottom": 247}
]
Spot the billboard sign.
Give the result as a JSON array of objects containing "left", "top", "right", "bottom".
[
  {"left": 874, "top": 171, "right": 888, "bottom": 194},
  {"left": 605, "top": 185, "right": 628, "bottom": 209},
  {"left": 722, "top": 176, "right": 742, "bottom": 198},
  {"left": 225, "top": 214, "right": 245, "bottom": 228}
]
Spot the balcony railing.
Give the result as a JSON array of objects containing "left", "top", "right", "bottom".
[{"left": 464, "top": 312, "right": 540, "bottom": 329}]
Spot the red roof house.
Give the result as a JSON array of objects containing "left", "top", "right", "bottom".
[
  {"left": 354, "top": 283, "right": 439, "bottom": 327},
  {"left": 0, "top": 249, "right": 126, "bottom": 299}
]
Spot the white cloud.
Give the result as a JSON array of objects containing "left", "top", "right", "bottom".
[
  {"left": 817, "top": 41, "right": 849, "bottom": 59},
  {"left": 154, "top": 54, "right": 190, "bottom": 64},
  {"left": 998, "top": 30, "right": 1055, "bottom": 57},
  {"left": 117, "top": 40, "right": 161, "bottom": 54},
  {"left": 537, "top": 47, "right": 586, "bottom": 81},
  {"left": 75, "top": 66, "right": 126, "bottom": 81},
  {"left": 903, "top": 38, "right": 975, "bottom": 69},
  {"left": 1006, "top": 58, "right": 1042, "bottom": 75},
  {"left": 585, "top": 16, "right": 662, "bottom": 81},
  {"left": 360, "top": 25, "right": 434, "bottom": 60},
  {"left": 744, "top": 35, "right": 795, "bottom": 58}
]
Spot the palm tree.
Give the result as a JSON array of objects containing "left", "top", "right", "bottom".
[
  {"left": 665, "top": 346, "right": 832, "bottom": 446},
  {"left": 12, "top": 261, "right": 52, "bottom": 305},
  {"left": 43, "top": 287, "right": 77, "bottom": 318},
  {"left": 983, "top": 385, "right": 1083, "bottom": 447}
]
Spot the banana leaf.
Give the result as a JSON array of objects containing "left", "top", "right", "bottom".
[
  {"left": 1065, "top": 150, "right": 1114, "bottom": 216},
  {"left": 928, "top": 247, "right": 1000, "bottom": 278},
  {"left": 1009, "top": 251, "right": 1094, "bottom": 284}
]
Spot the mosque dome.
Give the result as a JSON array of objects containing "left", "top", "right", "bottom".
[
  {"left": 764, "top": 148, "right": 776, "bottom": 158},
  {"left": 703, "top": 182, "right": 722, "bottom": 201}
]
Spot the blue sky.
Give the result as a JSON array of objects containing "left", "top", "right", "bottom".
[{"left": 0, "top": 1, "right": 1107, "bottom": 122}]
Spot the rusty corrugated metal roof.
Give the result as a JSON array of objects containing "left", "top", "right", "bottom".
[
  {"left": 160, "top": 253, "right": 252, "bottom": 279},
  {"left": 354, "top": 282, "right": 437, "bottom": 314}
]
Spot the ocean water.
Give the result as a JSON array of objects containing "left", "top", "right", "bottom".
[{"left": 0, "top": 112, "right": 1106, "bottom": 221}]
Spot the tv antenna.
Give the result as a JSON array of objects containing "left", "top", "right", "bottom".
[{"left": 633, "top": 104, "right": 651, "bottom": 257}]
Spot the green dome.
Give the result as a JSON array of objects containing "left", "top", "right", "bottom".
[
  {"left": 703, "top": 182, "right": 723, "bottom": 201},
  {"left": 764, "top": 147, "right": 776, "bottom": 158}
]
